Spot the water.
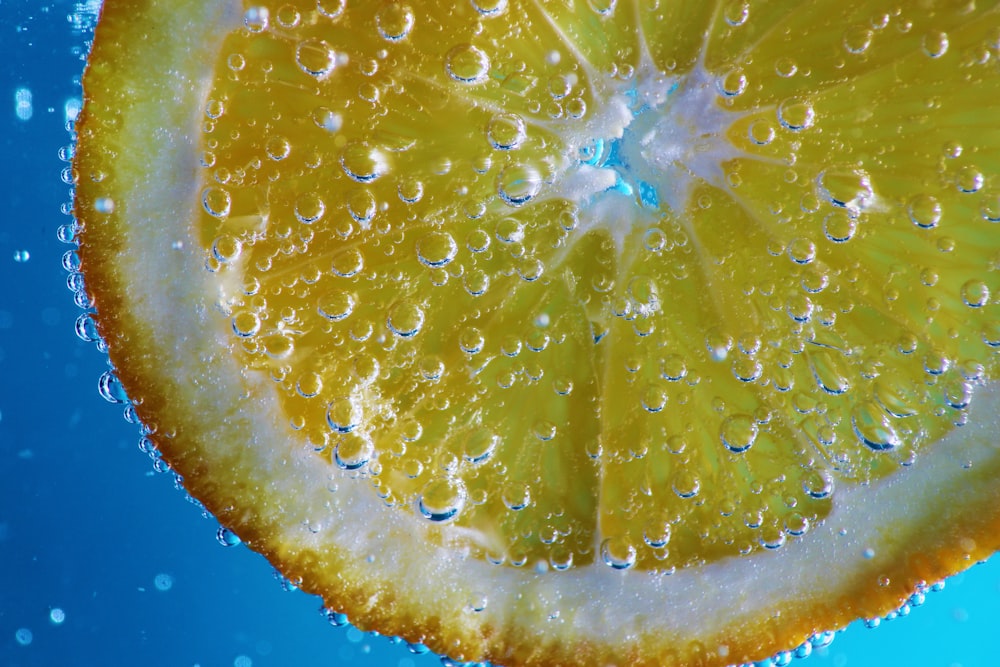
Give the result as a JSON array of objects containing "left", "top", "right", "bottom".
[{"left": 1, "top": 2, "right": 998, "bottom": 666}]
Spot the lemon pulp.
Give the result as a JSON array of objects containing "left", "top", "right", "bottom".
[{"left": 75, "top": 0, "right": 1000, "bottom": 665}]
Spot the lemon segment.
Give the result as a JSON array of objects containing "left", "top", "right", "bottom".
[{"left": 75, "top": 1, "right": 1000, "bottom": 666}]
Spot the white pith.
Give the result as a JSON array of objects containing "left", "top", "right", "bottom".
[{"left": 88, "top": 1, "right": 1000, "bottom": 666}]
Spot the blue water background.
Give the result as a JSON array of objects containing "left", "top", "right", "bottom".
[{"left": 0, "top": 2, "right": 998, "bottom": 666}]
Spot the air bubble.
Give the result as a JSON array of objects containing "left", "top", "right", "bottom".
[
  {"left": 802, "top": 469, "right": 834, "bottom": 499},
  {"left": 748, "top": 119, "right": 775, "bottom": 145},
  {"left": 416, "top": 231, "right": 458, "bottom": 267},
  {"left": 212, "top": 235, "right": 242, "bottom": 263},
  {"left": 464, "top": 430, "right": 500, "bottom": 463},
  {"left": 418, "top": 478, "right": 466, "bottom": 522},
  {"left": 717, "top": 69, "right": 747, "bottom": 97},
  {"left": 823, "top": 209, "right": 858, "bottom": 243},
  {"left": 777, "top": 98, "right": 815, "bottom": 131},
  {"left": 318, "top": 291, "right": 356, "bottom": 321},
  {"left": 851, "top": 401, "right": 900, "bottom": 451},
  {"left": 463, "top": 269, "right": 490, "bottom": 296},
  {"left": 723, "top": 0, "right": 749, "bottom": 26},
  {"left": 387, "top": 301, "right": 425, "bottom": 337},
  {"left": 502, "top": 481, "right": 530, "bottom": 510},
  {"left": 296, "top": 39, "right": 336, "bottom": 78},
  {"left": 202, "top": 186, "right": 231, "bottom": 218},
  {"left": 487, "top": 113, "right": 526, "bottom": 150},
  {"left": 244, "top": 6, "right": 269, "bottom": 31},
  {"left": 98, "top": 370, "right": 129, "bottom": 404},
  {"left": 340, "top": 143, "right": 387, "bottom": 183},
  {"left": 376, "top": 2, "right": 414, "bottom": 41},
  {"left": 923, "top": 30, "right": 949, "bottom": 57},
  {"left": 471, "top": 0, "right": 506, "bottom": 15},
  {"left": 843, "top": 25, "right": 873, "bottom": 53},
  {"left": 962, "top": 279, "right": 990, "bottom": 308},
  {"left": 331, "top": 248, "right": 364, "bottom": 277},
  {"left": 265, "top": 135, "right": 290, "bottom": 161},
  {"left": 672, "top": 470, "right": 700, "bottom": 498},
  {"left": 217, "top": 526, "right": 242, "bottom": 547},
  {"left": 294, "top": 193, "right": 326, "bottom": 223},
  {"left": 232, "top": 311, "right": 262, "bottom": 337},
  {"left": 720, "top": 414, "right": 757, "bottom": 453},
  {"left": 786, "top": 238, "right": 816, "bottom": 265},
  {"left": 15, "top": 628, "right": 33, "bottom": 646},
  {"left": 816, "top": 166, "right": 872, "bottom": 211},
  {"left": 316, "top": 0, "right": 346, "bottom": 19},
  {"left": 600, "top": 537, "right": 636, "bottom": 570},
  {"left": 348, "top": 189, "right": 377, "bottom": 224},
  {"left": 335, "top": 432, "right": 374, "bottom": 469},
  {"left": 955, "top": 165, "right": 984, "bottom": 193},
  {"left": 459, "top": 327, "right": 485, "bottom": 354},
  {"left": 445, "top": 44, "right": 490, "bottom": 83},
  {"left": 497, "top": 164, "right": 542, "bottom": 206},
  {"left": 327, "top": 396, "right": 362, "bottom": 433}
]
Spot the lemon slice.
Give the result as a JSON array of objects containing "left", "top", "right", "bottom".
[{"left": 75, "top": 0, "right": 1000, "bottom": 665}]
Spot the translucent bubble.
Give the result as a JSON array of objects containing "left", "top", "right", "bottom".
[
  {"left": 416, "top": 231, "right": 458, "bottom": 267},
  {"left": 955, "top": 165, "right": 984, "bottom": 193},
  {"left": 75, "top": 313, "right": 100, "bottom": 342},
  {"left": 471, "top": 0, "right": 507, "bottom": 15},
  {"left": 717, "top": 68, "right": 748, "bottom": 97},
  {"left": 318, "top": 291, "right": 356, "bottom": 321},
  {"left": 642, "top": 385, "right": 668, "bottom": 413},
  {"left": 340, "top": 143, "right": 387, "bottom": 183},
  {"left": 497, "top": 164, "right": 542, "bottom": 206},
  {"left": 49, "top": 608, "right": 66, "bottom": 625},
  {"left": 587, "top": 0, "right": 616, "bottom": 15},
  {"left": 777, "top": 98, "right": 815, "bottom": 131},
  {"left": 747, "top": 119, "right": 775, "bottom": 145},
  {"left": 851, "top": 401, "right": 900, "bottom": 451},
  {"left": 502, "top": 481, "right": 531, "bottom": 510},
  {"left": 397, "top": 178, "right": 424, "bottom": 203},
  {"left": 316, "top": 0, "right": 346, "bottom": 19},
  {"left": 823, "top": 209, "right": 857, "bottom": 243},
  {"left": 463, "top": 268, "right": 490, "bottom": 296},
  {"left": 720, "top": 414, "right": 757, "bottom": 453},
  {"left": 487, "top": 113, "right": 526, "bottom": 150},
  {"left": 672, "top": 470, "right": 700, "bottom": 498},
  {"left": 331, "top": 248, "right": 364, "bottom": 277},
  {"left": 217, "top": 526, "right": 242, "bottom": 547},
  {"left": 786, "top": 238, "right": 816, "bottom": 265},
  {"left": 816, "top": 166, "right": 872, "bottom": 210},
  {"left": 660, "top": 354, "right": 687, "bottom": 381},
  {"left": 387, "top": 301, "right": 425, "bottom": 337},
  {"left": 294, "top": 193, "right": 326, "bottom": 224},
  {"left": 231, "top": 311, "right": 262, "bottom": 337},
  {"left": 98, "top": 370, "right": 129, "bottom": 404},
  {"left": 843, "top": 25, "right": 873, "bottom": 53},
  {"left": 459, "top": 327, "right": 485, "bottom": 354},
  {"left": 723, "top": 0, "right": 749, "bottom": 26},
  {"left": 202, "top": 186, "right": 232, "bottom": 218},
  {"left": 297, "top": 371, "right": 324, "bottom": 397},
  {"left": 296, "top": 39, "right": 336, "bottom": 78},
  {"left": 464, "top": 430, "right": 500, "bottom": 463},
  {"left": 327, "top": 396, "right": 362, "bottom": 433},
  {"left": 244, "top": 6, "right": 269, "bottom": 32},
  {"left": 335, "top": 432, "right": 373, "bottom": 469},
  {"left": 15, "top": 628, "right": 33, "bottom": 646},
  {"left": 154, "top": 573, "right": 174, "bottom": 591},
  {"left": 802, "top": 469, "right": 834, "bottom": 499},
  {"left": 419, "top": 478, "right": 466, "bottom": 521},
  {"left": 445, "top": 44, "right": 490, "bottom": 83},
  {"left": 962, "top": 279, "right": 990, "bottom": 308},
  {"left": 376, "top": 2, "right": 414, "bottom": 41},
  {"left": 212, "top": 235, "right": 242, "bottom": 263},
  {"left": 923, "top": 30, "right": 949, "bottom": 57},
  {"left": 347, "top": 189, "right": 377, "bottom": 224}
]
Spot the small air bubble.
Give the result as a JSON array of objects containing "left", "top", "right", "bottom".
[{"left": 445, "top": 44, "right": 490, "bottom": 83}]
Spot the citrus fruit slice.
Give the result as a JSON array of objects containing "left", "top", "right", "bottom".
[{"left": 74, "top": 0, "right": 1000, "bottom": 665}]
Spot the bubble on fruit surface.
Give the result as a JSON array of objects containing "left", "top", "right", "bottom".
[
  {"left": 487, "top": 113, "right": 527, "bottom": 150},
  {"left": 498, "top": 164, "right": 542, "bottom": 206},
  {"left": 471, "top": 0, "right": 506, "bottom": 15},
  {"left": 464, "top": 430, "right": 500, "bottom": 463},
  {"left": 417, "top": 231, "right": 458, "bottom": 267},
  {"left": 923, "top": 30, "right": 950, "bottom": 57},
  {"left": 340, "top": 143, "right": 387, "bottom": 183},
  {"left": 600, "top": 536, "right": 636, "bottom": 569},
  {"left": 201, "top": 186, "right": 231, "bottom": 218},
  {"left": 387, "top": 301, "right": 425, "bottom": 338},
  {"left": 327, "top": 396, "right": 362, "bottom": 433},
  {"left": 296, "top": 39, "right": 336, "bottom": 78},
  {"left": 720, "top": 414, "right": 757, "bottom": 453},
  {"left": 335, "top": 432, "right": 374, "bottom": 470},
  {"left": 318, "top": 291, "right": 356, "bottom": 321},
  {"left": 331, "top": 248, "right": 364, "bottom": 277},
  {"left": 445, "top": 44, "right": 490, "bottom": 83},
  {"left": 419, "top": 477, "right": 467, "bottom": 522},
  {"left": 816, "top": 166, "right": 872, "bottom": 211},
  {"left": 777, "top": 98, "right": 815, "bottom": 131},
  {"left": 295, "top": 192, "right": 326, "bottom": 224},
  {"left": 961, "top": 280, "right": 990, "bottom": 308},
  {"left": 376, "top": 2, "right": 415, "bottom": 41},
  {"left": 851, "top": 401, "right": 900, "bottom": 451}
]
